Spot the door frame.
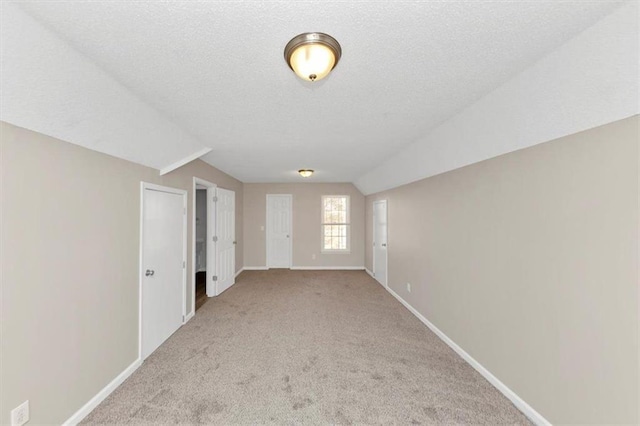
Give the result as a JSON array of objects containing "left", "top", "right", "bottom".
[
  {"left": 191, "top": 177, "right": 216, "bottom": 316},
  {"left": 372, "top": 199, "right": 388, "bottom": 288},
  {"left": 138, "top": 182, "right": 187, "bottom": 360},
  {"left": 266, "top": 194, "right": 293, "bottom": 269}
]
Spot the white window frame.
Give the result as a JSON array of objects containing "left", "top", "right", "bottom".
[{"left": 321, "top": 195, "right": 351, "bottom": 253}]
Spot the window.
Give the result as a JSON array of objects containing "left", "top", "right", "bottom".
[{"left": 322, "top": 195, "right": 350, "bottom": 252}]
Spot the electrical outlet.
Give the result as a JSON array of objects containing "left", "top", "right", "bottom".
[
  {"left": 311, "top": 254, "right": 316, "bottom": 260},
  {"left": 407, "top": 282, "right": 411, "bottom": 293},
  {"left": 11, "top": 400, "right": 29, "bottom": 426}
]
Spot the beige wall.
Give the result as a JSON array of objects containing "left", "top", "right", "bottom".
[
  {"left": 1, "top": 122, "right": 243, "bottom": 424},
  {"left": 244, "top": 183, "right": 364, "bottom": 268},
  {"left": 365, "top": 116, "right": 639, "bottom": 424}
]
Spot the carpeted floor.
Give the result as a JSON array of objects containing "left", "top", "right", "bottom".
[{"left": 82, "top": 270, "right": 531, "bottom": 425}]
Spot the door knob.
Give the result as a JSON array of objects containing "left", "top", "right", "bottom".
[
  {"left": 233, "top": 241, "right": 237, "bottom": 245},
  {"left": 381, "top": 243, "right": 387, "bottom": 247},
  {"left": 145, "top": 269, "right": 155, "bottom": 277},
  {"left": 286, "top": 235, "right": 290, "bottom": 238}
]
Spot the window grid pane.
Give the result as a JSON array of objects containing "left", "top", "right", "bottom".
[
  {"left": 322, "top": 224, "right": 348, "bottom": 250},
  {"left": 322, "top": 196, "right": 349, "bottom": 251}
]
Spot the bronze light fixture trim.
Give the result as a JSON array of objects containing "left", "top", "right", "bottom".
[{"left": 284, "top": 33, "right": 342, "bottom": 82}]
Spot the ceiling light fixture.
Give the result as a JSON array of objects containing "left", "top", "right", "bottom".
[
  {"left": 298, "top": 169, "right": 314, "bottom": 178},
  {"left": 284, "top": 33, "right": 341, "bottom": 82}
]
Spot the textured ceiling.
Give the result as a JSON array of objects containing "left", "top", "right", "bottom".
[{"left": 7, "top": 1, "right": 626, "bottom": 183}]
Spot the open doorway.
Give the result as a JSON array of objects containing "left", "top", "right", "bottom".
[
  {"left": 195, "top": 185, "right": 208, "bottom": 310},
  {"left": 192, "top": 178, "right": 216, "bottom": 314}
]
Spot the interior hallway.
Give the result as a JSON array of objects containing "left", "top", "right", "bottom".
[
  {"left": 195, "top": 271, "right": 208, "bottom": 311},
  {"left": 82, "top": 270, "right": 530, "bottom": 424}
]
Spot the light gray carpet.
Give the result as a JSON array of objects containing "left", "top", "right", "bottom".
[{"left": 83, "top": 270, "right": 531, "bottom": 425}]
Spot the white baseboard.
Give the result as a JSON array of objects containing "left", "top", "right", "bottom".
[
  {"left": 365, "top": 268, "right": 375, "bottom": 278},
  {"left": 384, "top": 285, "right": 550, "bottom": 426},
  {"left": 63, "top": 357, "right": 142, "bottom": 425},
  {"left": 184, "top": 310, "right": 195, "bottom": 323},
  {"left": 235, "top": 268, "right": 244, "bottom": 278},
  {"left": 290, "top": 266, "right": 365, "bottom": 270},
  {"left": 242, "top": 266, "right": 366, "bottom": 271}
]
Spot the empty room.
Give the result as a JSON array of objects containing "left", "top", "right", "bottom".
[{"left": 1, "top": 1, "right": 638, "bottom": 425}]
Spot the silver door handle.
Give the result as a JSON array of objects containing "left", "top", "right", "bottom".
[
  {"left": 233, "top": 241, "right": 237, "bottom": 245},
  {"left": 145, "top": 269, "right": 155, "bottom": 277},
  {"left": 381, "top": 244, "right": 387, "bottom": 247},
  {"left": 286, "top": 235, "right": 290, "bottom": 238}
]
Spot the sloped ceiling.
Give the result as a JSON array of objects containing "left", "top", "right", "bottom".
[{"left": 1, "top": 1, "right": 634, "bottom": 191}]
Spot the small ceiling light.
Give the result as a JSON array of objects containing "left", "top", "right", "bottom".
[
  {"left": 284, "top": 33, "right": 341, "bottom": 82},
  {"left": 298, "top": 169, "right": 314, "bottom": 178}
]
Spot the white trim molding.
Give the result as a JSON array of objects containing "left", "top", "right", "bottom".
[
  {"left": 159, "top": 147, "right": 212, "bottom": 176},
  {"left": 184, "top": 311, "right": 195, "bottom": 324},
  {"left": 290, "top": 266, "right": 365, "bottom": 271},
  {"left": 365, "top": 268, "right": 375, "bottom": 278},
  {"left": 191, "top": 177, "right": 217, "bottom": 317},
  {"left": 62, "top": 358, "right": 142, "bottom": 425},
  {"left": 243, "top": 266, "right": 269, "bottom": 271},
  {"left": 383, "top": 284, "right": 551, "bottom": 426},
  {"left": 235, "top": 268, "right": 244, "bottom": 278}
]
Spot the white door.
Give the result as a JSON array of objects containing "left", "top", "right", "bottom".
[
  {"left": 266, "top": 195, "right": 292, "bottom": 268},
  {"left": 206, "top": 186, "right": 216, "bottom": 297},
  {"left": 215, "top": 188, "right": 235, "bottom": 295},
  {"left": 373, "top": 200, "right": 388, "bottom": 287},
  {"left": 141, "top": 185, "right": 186, "bottom": 360}
]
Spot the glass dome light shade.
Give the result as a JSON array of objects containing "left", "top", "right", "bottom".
[
  {"left": 285, "top": 33, "right": 341, "bottom": 82},
  {"left": 290, "top": 44, "right": 336, "bottom": 82}
]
